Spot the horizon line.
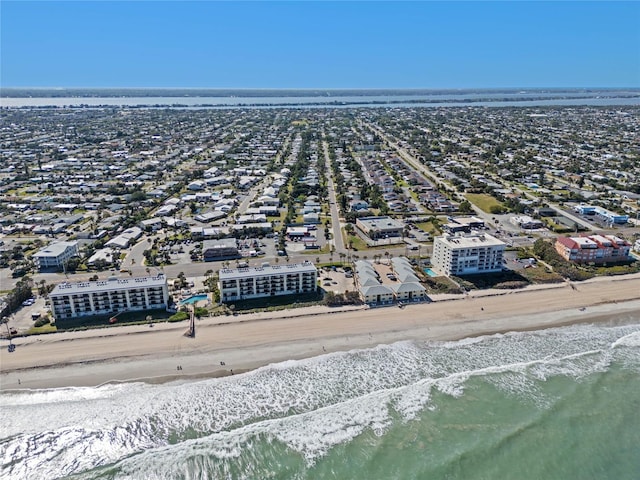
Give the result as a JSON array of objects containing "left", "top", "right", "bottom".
[{"left": 2, "top": 86, "right": 639, "bottom": 90}]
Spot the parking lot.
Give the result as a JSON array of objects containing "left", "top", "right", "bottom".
[
  {"left": 318, "top": 267, "right": 356, "bottom": 294},
  {"left": 3, "top": 295, "right": 49, "bottom": 335}
]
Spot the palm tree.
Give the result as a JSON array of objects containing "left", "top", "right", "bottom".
[{"left": 384, "top": 251, "right": 390, "bottom": 265}]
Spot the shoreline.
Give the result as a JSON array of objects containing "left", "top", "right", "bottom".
[{"left": 2, "top": 274, "right": 640, "bottom": 391}]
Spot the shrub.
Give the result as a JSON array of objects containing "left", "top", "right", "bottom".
[
  {"left": 168, "top": 311, "right": 189, "bottom": 322},
  {"left": 34, "top": 317, "right": 51, "bottom": 328},
  {"left": 194, "top": 307, "right": 209, "bottom": 318}
]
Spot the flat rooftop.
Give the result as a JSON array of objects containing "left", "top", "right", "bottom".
[
  {"left": 51, "top": 275, "right": 167, "bottom": 295},
  {"left": 358, "top": 216, "right": 405, "bottom": 230},
  {"left": 33, "top": 241, "right": 77, "bottom": 257},
  {"left": 219, "top": 261, "right": 317, "bottom": 280},
  {"left": 438, "top": 232, "right": 505, "bottom": 249}
]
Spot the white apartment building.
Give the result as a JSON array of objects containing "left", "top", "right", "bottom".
[
  {"left": 218, "top": 261, "right": 318, "bottom": 302},
  {"left": 49, "top": 275, "right": 170, "bottom": 321},
  {"left": 432, "top": 232, "right": 506, "bottom": 276},
  {"left": 32, "top": 241, "right": 79, "bottom": 271}
]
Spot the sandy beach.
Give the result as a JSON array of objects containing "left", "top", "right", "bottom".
[{"left": 2, "top": 274, "right": 640, "bottom": 390}]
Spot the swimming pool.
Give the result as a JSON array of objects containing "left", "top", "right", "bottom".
[
  {"left": 424, "top": 268, "right": 438, "bottom": 277},
  {"left": 179, "top": 294, "right": 208, "bottom": 305}
]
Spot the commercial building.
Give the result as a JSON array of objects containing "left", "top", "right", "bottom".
[
  {"left": 203, "top": 238, "right": 240, "bottom": 261},
  {"left": 443, "top": 216, "right": 486, "bottom": 233},
  {"left": 218, "top": 261, "right": 318, "bottom": 302},
  {"left": 573, "top": 205, "right": 629, "bottom": 224},
  {"left": 32, "top": 241, "right": 79, "bottom": 271},
  {"left": 510, "top": 215, "right": 544, "bottom": 229},
  {"left": 555, "top": 235, "right": 632, "bottom": 264},
  {"left": 356, "top": 216, "right": 405, "bottom": 240},
  {"left": 432, "top": 232, "right": 505, "bottom": 276},
  {"left": 49, "top": 275, "right": 170, "bottom": 321}
]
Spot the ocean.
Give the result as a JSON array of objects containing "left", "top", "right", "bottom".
[{"left": 1, "top": 319, "right": 639, "bottom": 479}]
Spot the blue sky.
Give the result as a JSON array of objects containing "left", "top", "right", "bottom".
[{"left": 2, "top": 1, "right": 639, "bottom": 88}]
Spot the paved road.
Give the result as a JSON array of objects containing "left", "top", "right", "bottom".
[
  {"left": 361, "top": 121, "right": 450, "bottom": 192},
  {"left": 322, "top": 139, "right": 345, "bottom": 252},
  {"left": 123, "top": 235, "right": 157, "bottom": 269}
]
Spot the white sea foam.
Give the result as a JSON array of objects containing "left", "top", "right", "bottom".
[
  {"left": 1, "top": 321, "right": 639, "bottom": 479},
  {"left": 611, "top": 330, "right": 640, "bottom": 348}
]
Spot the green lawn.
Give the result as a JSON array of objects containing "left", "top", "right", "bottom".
[
  {"left": 54, "top": 308, "right": 174, "bottom": 331},
  {"left": 26, "top": 323, "right": 58, "bottom": 335},
  {"left": 465, "top": 193, "right": 505, "bottom": 213},
  {"left": 415, "top": 222, "right": 441, "bottom": 235},
  {"left": 344, "top": 231, "right": 369, "bottom": 251},
  {"left": 226, "top": 290, "right": 323, "bottom": 311}
]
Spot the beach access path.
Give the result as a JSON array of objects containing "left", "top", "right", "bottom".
[{"left": 1, "top": 274, "right": 639, "bottom": 390}]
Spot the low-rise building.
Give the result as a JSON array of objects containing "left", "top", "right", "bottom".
[
  {"left": 218, "top": 261, "right": 317, "bottom": 302},
  {"left": 573, "top": 205, "right": 629, "bottom": 224},
  {"left": 49, "top": 275, "right": 169, "bottom": 321},
  {"left": 432, "top": 232, "right": 505, "bottom": 276},
  {"left": 32, "top": 241, "right": 79, "bottom": 271},
  {"left": 510, "top": 215, "right": 544, "bottom": 229},
  {"left": 555, "top": 235, "right": 632, "bottom": 264},
  {"left": 355, "top": 258, "right": 427, "bottom": 305},
  {"left": 203, "top": 238, "right": 240, "bottom": 261},
  {"left": 442, "top": 216, "right": 486, "bottom": 234},
  {"left": 356, "top": 216, "right": 405, "bottom": 240},
  {"left": 105, "top": 226, "right": 143, "bottom": 249}
]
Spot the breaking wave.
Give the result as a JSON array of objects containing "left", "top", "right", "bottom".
[{"left": 1, "top": 321, "right": 639, "bottom": 479}]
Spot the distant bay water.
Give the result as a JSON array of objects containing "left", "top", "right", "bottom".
[
  {"left": 2, "top": 320, "right": 639, "bottom": 479},
  {"left": 1, "top": 89, "right": 639, "bottom": 108}
]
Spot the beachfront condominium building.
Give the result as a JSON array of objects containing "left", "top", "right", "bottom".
[
  {"left": 49, "top": 275, "right": 170, "bottom": 321},
  {"left": 32, "top": 241, "right": 79, "bottom": 271},
  {"left": 555, "top": 235, "right": 632, "bottom": 264},
  {"left": 432, "top": 232, "right": 506, "bottom": 276},
  {"left": 218, "top": 261, "right": 317, "bottom": 303}
]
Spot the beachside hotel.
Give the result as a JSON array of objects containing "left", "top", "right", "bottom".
[
  {"left": 49, "top": 275, "right": 170, "bottom": 321},
  {"left": 432, "top": 232, "right": 506, "bottom": 276},
  {"left": 218, "top": 261, "right": 318, "bottom": 303}
]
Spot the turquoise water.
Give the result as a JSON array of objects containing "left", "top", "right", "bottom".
[
  {"left": 424, "top": 268, "right": 438, "bottom": 277},
  {"left": 179, "top": 294, "right": 208, "bottom": 305},
  {"left": 2, "top": 319, "right": 639, "bottom": 479}
]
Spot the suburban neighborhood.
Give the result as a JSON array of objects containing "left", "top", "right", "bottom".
[{"left": 1, "top": 105, "right": 639, "bottom": 334}]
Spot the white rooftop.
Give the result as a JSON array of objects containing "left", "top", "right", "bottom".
[
  {"left": 33, "top": 241, "right": 78, "bottom": 258},
  {"left": 219, "top": 261, "right": 317, "bottom": 280},
  {"left": 574, "top": 237, "right": 598, "bottom": 248},
  {"left": 439, "top": 232, "right": 505, "bottom": 249},
  {"left": 50, "top": 275, "right": 167, "bottom": 296}
]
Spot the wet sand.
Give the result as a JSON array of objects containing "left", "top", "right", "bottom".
[{"left": 1, "top": 274, "right": 639, "bottom": 390}]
